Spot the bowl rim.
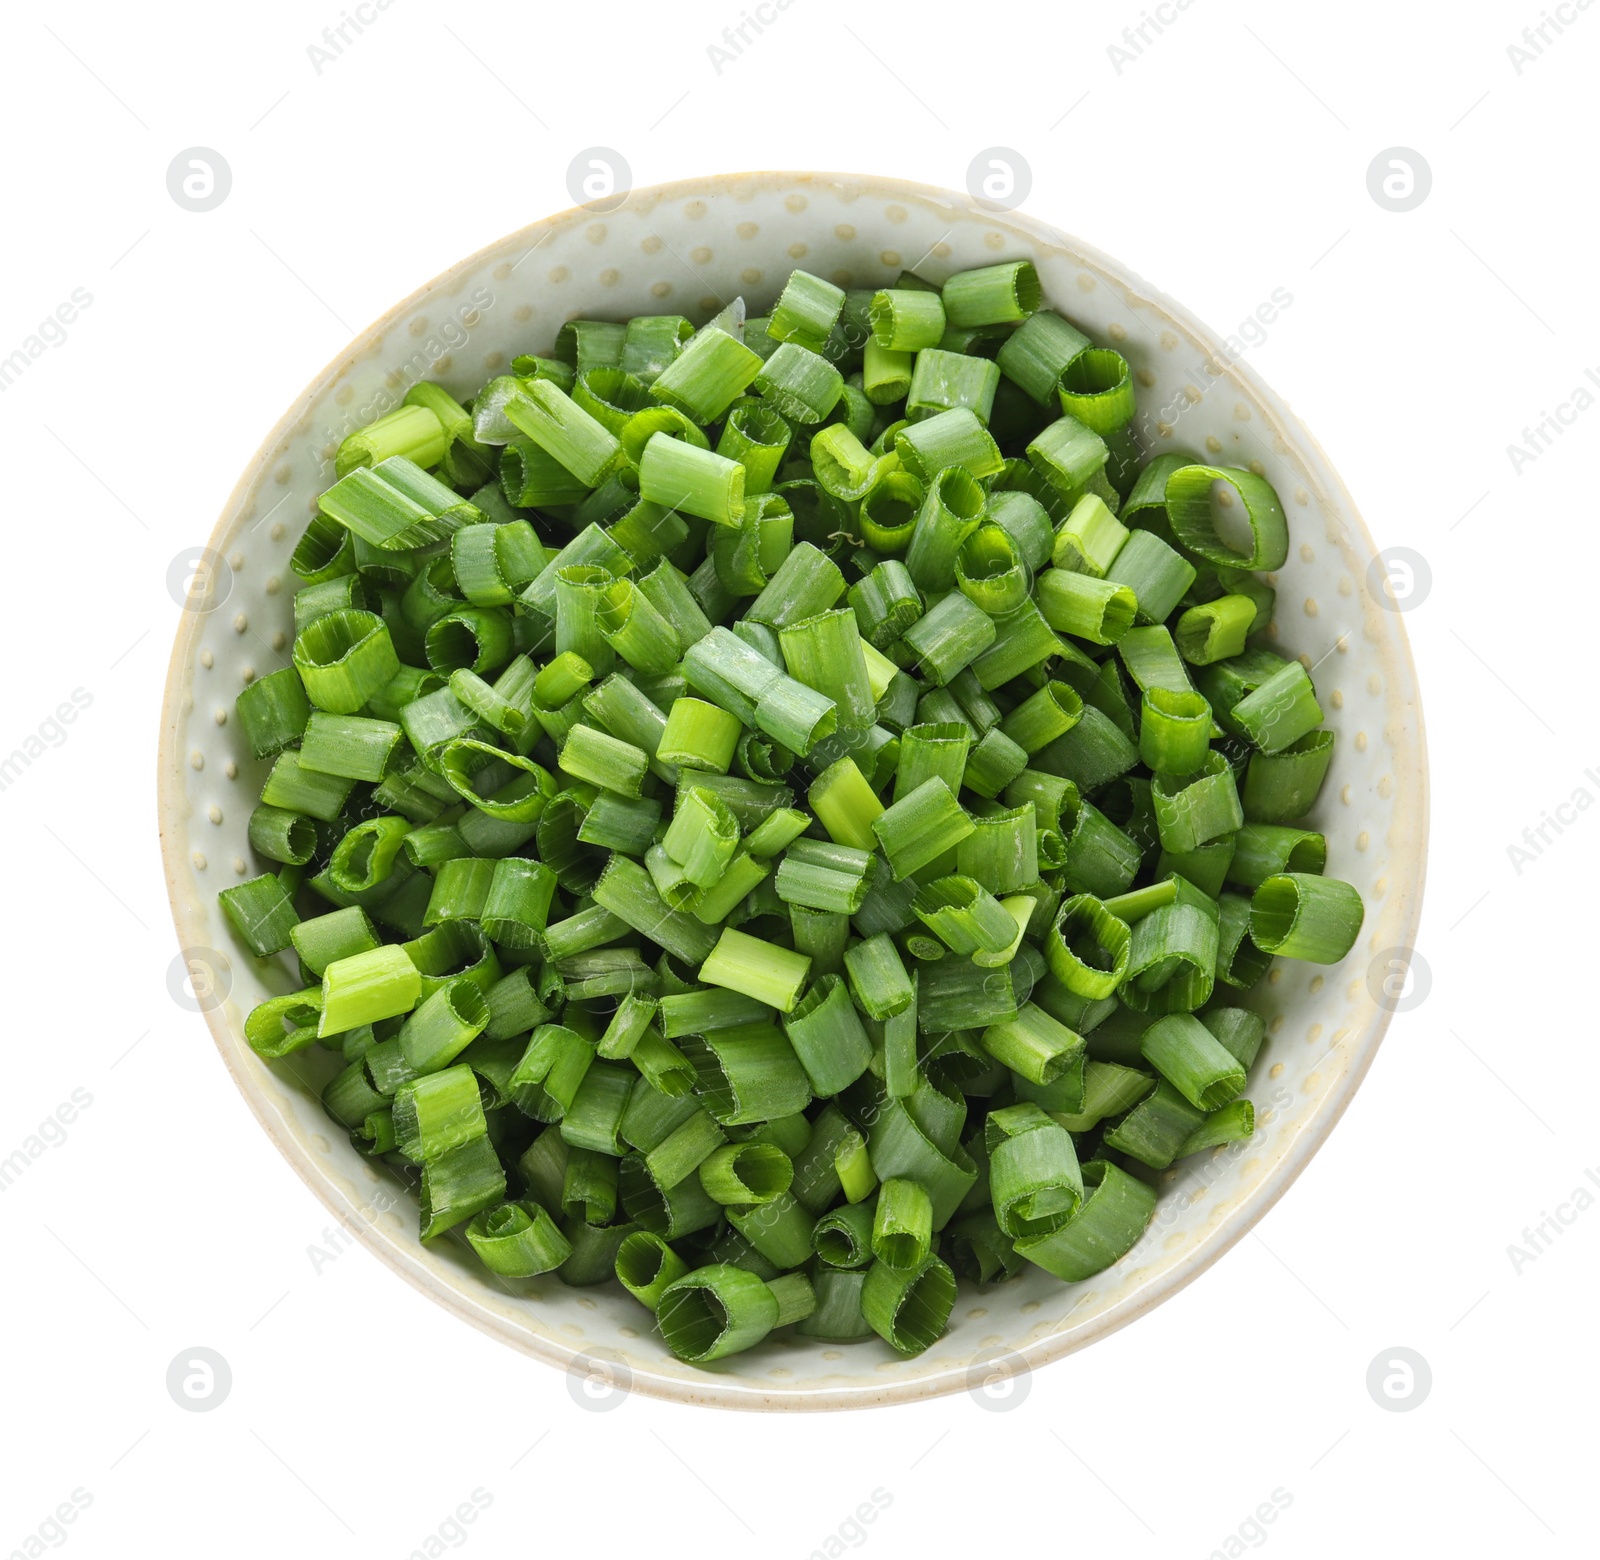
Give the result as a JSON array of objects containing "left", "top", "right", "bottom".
[{"left": 160, "top": 168, "right": 1429, "bottom": 1411}]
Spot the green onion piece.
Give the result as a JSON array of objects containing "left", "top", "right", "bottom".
[
  {"left": 658, "top": 696, "right": 742, "bottom": 774},
  {"left": 775, "top": 839, "right": 874, "bottom": 915},
  {"left": 895, "top": 409, "right": 1004, "bottom": 484},
  {"left": 464, "top": 1201, "right": 571, "bottom": 1277},
  {"left": 862, "top": 338, "right": 914, "bottom": 404},
  {"left": 1165, "top": 463, "right": 1289, "bottom": 571},
  {"left": 1013, "top": 1159, "right": 1155, "bottom": 1279},
  {"left": 1000, "top": 681, "right": 1085, "bottom": 755},
  {"left": 649, "top": 326, "right": 762, "bottom": 422},
  {"left": 1139, "top": 687, "right": 1214, "bottom": 776},
  {"left": 1058, "top": 347, "right": 1134, "bottom": 433},
  {"left": 996, "top": 309, "right": 1092, "bottom": 404},
  {"left": 902, "top": 592, "right": 997, "bottom": 687},
  {"left": 904, "top": 468, "right": 986, "bottom": 591},
  {"left": 615, "top": 1230, "right": 691, "bottom": 1310},
  {"left": 658, "top": 989, "right": 772, "bottom": 1039},
  {"left": 591, "top": 854, "right": 720, "bottom": 965},
  {"left": 1206, "top": 1009, "right": 1267, "bottom": 1070},
  {"left": 869, "top": 288, "right": 946, "bottom": 351},
  {"left": 861, "top": 1252, "right": 956, "bottom": 1356},
  {"left": 1250, "top": 872, "right": 1365, "bottom": 963},
  {"left": 1227, "top": 823, "right": 1327, "bottom": 890},
  {"left": 558, "top": 1219, "right": 638, "bottom": 1286},
  {"left": 1140, "top": 1013, "right": 1247, "bottom": 1110},
  {"left": 908, "top": 349, "right": 1000, "bottom": 424},
  {"left": 509, "top": 1023, "right": 596, "bottom": 1123},
  {"left": 1104, "top": 529, "right": 1197, "bottom": 626},
  {"left": 955, "top": 524, "right": 1028, "bottom": 615},
  {"left": 782, "top": 974, "right": 874, "bottom": 1095},
  {"left": 236, "top": 668, "right": 311, "bottom": 757},
  {"left": 1179, "top": 1098, "right": 1256, "bottom": 1156},
  {"left": 943, "top": 260, "right": 1040, "bottom": 326},
  {"left": 292, "top": 609, "right": 400, "bottom": 714},
  {"left": 987, "top": 1106, "right": 1083, "bottom": 1237},
  {"left": 1121, "top": 880, "right": 1219, "bottom": 1015},
  {"left": 970, "top": 600, "right": 1064, "bottom": 690},
  {"left": 981, "top": 1001, "right": 1087, "bottom": 1086},
  {"left": 319, "top": 944, "right": 421, "bottom": 1035},
  {"left": 622, "top": 314, "right": 693, "bottom": 383},
  {"left": 319, "top": 457, "right": 481, "bottom": 551},
  {"left": 746, "top": 541, "right": 847, "bottom": 630},
  {"left": 561, "top": 1146, "right": 618, "bottom": 1225},
  {"left": 896, "top": 721, "right": 971, "bottom": 801},
  {"left": 1052, "top": 489, "right": 1130, "bottom": 575},
  {"left": 813, "top": 1200, "right": 876, "bottom": 1268},
  {"left": 336, "top": 401, "right": 448, "bottom": 477},
  {"left": 808, "top": 757, "right": 885, "bottom": 850},
  {"left": 681, "top": 1021, "right": 813, "bottom": 1127},
  {"left": 1152, "top": 750, "right": 1244, "bottom": 853},
  {"left": 643, "top": 1107, "right": 725, "bottom": 1191},
  {"left": 912, "top": 876, "right": 1017, "bottom": 958},
  {"left": 397, "top": 977, "right": 489, "bottom": 1073},
  {"left": 843, "top": 932, "right": 916, "bottom": 1022},
  {"left": 872, "top": 778, "right": 975, "bottom": 880},
  {"left": 835, "top": 1127, "right": 879, "bottom": 1204},
  {"left": 249, "top": 804, "right": 317, "bottom": 867},
  {"left": 771, "top": 269, "right": 847, "bottom": 350},
  {"left": 1231, "top": 659, "right": 1323, "bottom": 754},
  {"left": 393, "top": 1063, "right": 487, "bottom": 1166},
  {"left": 872, "top": 1178, "right": 934, "bottom": 1269},
  {"left": 638, "top": 433, "right": 746, "bottom": 527},
  {"left": 699, "top": 1142, "right": 794, "bottom": 1206},
  {"left": 502, "top": 379, "right": 626, "bottom": 487},
  {"left": 1175, "top": 593, "right": 1258, "bottom": 664},
  {"left": 657, "top": 1265, "right": 782, "bottom": 1362},
  {"left": 559, "top": 723, "right": 648, "bottom": 798},
  {"left": 1103, "top": 1078, "right": 1208, "bottom": 1168},
  {"left": 754, "top": 342, "right": 844, "bottom": 424},
  {"left": 592, "top": 576, "right": 681, "bottom": 676},
  {"left": 1027, "top": 415, "right": 1108, "bottom": 496},
  {"left": 1242, "top": 730, "right": 1336, "bottom": 823},
  {"left": 1036, "top": 568, "right": 1136, "bottom": 646},
  {"left": 779, "top": 608, "right": 876, "bottom": 732},
  {"left": 219, "top": 873, "right": 300, "bottom": 957},
  {"left": 857, "top": 470, "right": 924, "bottom": 554},
  {"left": 716, "top": 399, "right": 792, "bottom": 495},
  {"left": 1043, "top": 889, "right": 1132, "bottom": 998},
  {"left": 698, "top": 929, "right": 811, "bottom": 1013},
  {"left": 418, "top": 1135, "right": 506, "bottom": 1239},
  {"left": 662, "top": 786, "right": 741, "bottom": 889}
]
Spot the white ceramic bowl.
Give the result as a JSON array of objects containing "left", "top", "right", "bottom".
[{"left": 160, "top": 172, "right": 1427, "bottom": 1410}]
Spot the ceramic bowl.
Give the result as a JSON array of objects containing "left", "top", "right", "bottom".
[{"left": 159, "top": 171, "right": 1427, "bottom": 1410}]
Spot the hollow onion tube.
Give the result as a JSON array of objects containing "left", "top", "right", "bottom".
[
  {"left": 467, "top": 1201, "right": 572, "bottom": 1277},
  {"left": 698, "top": 929, "right": 811, "bottom": 1013},
  {"left": 861, "top": 1253, "right": 956, "bottom": 1356},
  {"left": 1013, "top": 1159, "right": 1155, "bottom": 1279},
  {"left": 1140, "top": 686, "right": 1214, "bottom": 776},
  {"left": 779, "top": 608, "right": 877, "bottom": 732},
  {"left": 987, "top": 1105, "right": 1083, "bottom": 1237},
  {"left": 1249, "top": 873, "right": 1365, "bottom": 963},
  {"left": 1164, "top": 463, "right": 1289, "bottom": 571},
  {"left": 1140, "top": 1013, "right": 1247, "bottom": 1110},
  {"left": 1120, "top": 880, "right": 1218, "bottom": 1016},
  {"left": 662, "top": 786, "right": 740, "bottom": 888},
  {"left": 638, "top": 433, "right": 746, "bottom": 527},
  {"left": 1152, "top": 751, "right": 1244, "bottom": 854}
]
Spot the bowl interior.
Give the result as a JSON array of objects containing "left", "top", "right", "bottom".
[{"left": 160, "top": 172, "right": 1425, "bottom": 1410}]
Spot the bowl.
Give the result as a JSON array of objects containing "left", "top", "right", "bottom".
[{"left": 159, "top": 171, "right": 1427, "bottom": 1410}]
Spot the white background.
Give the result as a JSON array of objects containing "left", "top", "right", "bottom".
[{"left": 1, "top": 1, "right": 1593, "bottom": 1555}]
